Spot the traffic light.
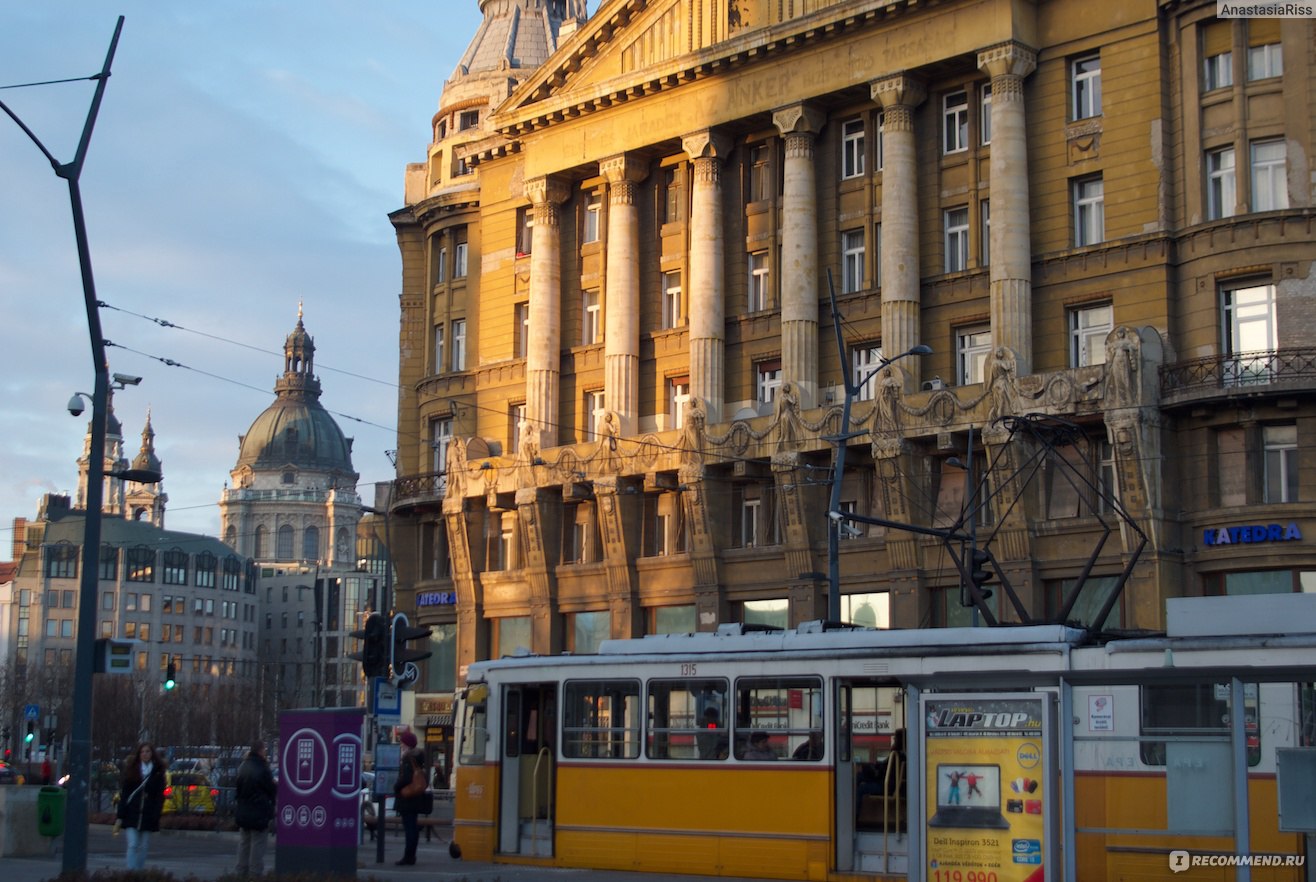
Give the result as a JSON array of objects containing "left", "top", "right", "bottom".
[
  {"left": 390, "top": 613, "right": 432, "bottom": 688},
  {"left": 967, "top": 548, "right": 994, "bottom": 601},
  {"left": 348, "top": 613, "right": 389, "bottom": 678},
  {"left": 24, "top": 722, "right": 35, "bottom": 744},
  {"left": 164, "top": 660, "right": 177, "bottom": 691}
]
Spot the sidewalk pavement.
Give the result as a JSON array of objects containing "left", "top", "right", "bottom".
[{"left": 9, "top": 824, "right": 779, "bottom": 882}]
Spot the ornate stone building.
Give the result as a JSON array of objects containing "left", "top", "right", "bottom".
[
  {"left": 218, "top": 310, "right": 375, "bottom": 711},
  {"left": 388, "top": 0, "right": 1316, "bottom": 682}
]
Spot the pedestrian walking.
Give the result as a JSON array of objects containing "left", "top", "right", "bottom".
[
  {"left": 234, "top": 740, "right": 278, "bottom": 877},
  {"left": 115, "top": 742, "right": 167, "bottom": 870}
]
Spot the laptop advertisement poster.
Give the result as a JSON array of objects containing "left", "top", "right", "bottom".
[{"left": 922, "top": 694, "right": 1051, "bottom": 882}]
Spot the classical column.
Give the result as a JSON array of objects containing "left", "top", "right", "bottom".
[
  {"left": 772, "top": 103, "right": 825, "bottom": 408},
  {"left": 681, "top": 130, "right": 731, "bottom": 423},
  {"left": 978, "top": 42, "right": 1038, "bottom": 374},
  {"left": 601, "top": 153, "right": 647, "bottom": 437},
  {"left": 871, "top": 75, "right": 926, "bottom": 393},
  {"left": 524, "top": 175, "right": 569, "bottom": 450}
]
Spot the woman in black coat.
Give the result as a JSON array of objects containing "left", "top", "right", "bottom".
[
  {"left": 115, "top": 742, "right": 167, "bottom": 870},
  {"left": 234, "top": 741, "right": 278, "bottom": 876},
  {"left": 391, "top": 731, "right": 428, "bottom": 865}
]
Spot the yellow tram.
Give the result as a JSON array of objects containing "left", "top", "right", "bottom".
[{"left": 451, "top": 595, "right": 1316, "bottom": 880}]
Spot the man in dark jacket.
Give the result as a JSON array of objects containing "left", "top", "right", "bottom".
[{"left": 234, "top": 741, "right": 278, "bottom": 876}]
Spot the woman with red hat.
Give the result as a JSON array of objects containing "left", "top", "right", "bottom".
[{"left": 392, "top": 731, "right": 428, "bottom": 865}]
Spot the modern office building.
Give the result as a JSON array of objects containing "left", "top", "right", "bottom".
[{"left": 385, "top": 0, "right": 1315, "bottom": 688}]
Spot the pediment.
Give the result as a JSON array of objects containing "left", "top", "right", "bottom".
[{"left": 492, "top": 0, "right": 923, "bottom": 141}]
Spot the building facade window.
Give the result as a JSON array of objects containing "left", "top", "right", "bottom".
[
  {"left": 583, "top": 192, "right": 602, "bottom": 243},
  {"left": 1206, "top": 147, "right": 1236, "bottom": 220},
  {"left": 1246, "top": 20, "right": 1282, "bottom": 80},
  {"left": 514, "top": 302, "right": 529, "bottom": 358},
  {"left": 662, "top": 166, "right": 682, "bottom": 224},
  {"left": 957, "top": 326, "right": 992, "bottom": 385},
  {"left": 1250, "top": 139, "right": 1287, "bottom": 211},
  {"left": 852, "top": 343, "right": 884, "bottom": 402},
  {"left": 944, "top": 207, "right": 970, "bottom": 272},
  {"left": 980, "top": 84, "right": 992, "bottom": 145},
  {"left": 454, "top": 241, "right": 468, "bottom": 277},
  {"left": 841, "top": 118, "right": 865, "bottom": 179},
  {"left": 1263, "top": 424, "right": 1298, "bottom": 503},
  {"left": 508, "top": 404, "right": 525, "bottom": 455},
  {"left": 1070, "top": 303, "right": 1113, "bottom": 367},
  {"left": 1222, "top": 280, "right": 1277, "bottom": 355},
  {"left": 1072, "top": 53, "right": 1102, "bottom": 120},
  {"left": 1202, "top": 20, "right": 1233, "bottom": 90},
  {"left": 276, "top": 525, "right": 294, "bottom": 561},
  {"left": 841, "top": 229, "right": 864, "bottom": 293},
  {"left": 582, "top": 289, "right": 602, "bottom": 345},
  {"left": 451, "top": 318, "right": 467, "bottom": 370},
  {"left": 127, "top": 546, "right": 155, "bottom": 582},
  {"left": 749, "top": 142, "right": 772, "bottom": 201},
  {"left": 748, "top": 251, "right": 770, "bottom": 311},
  {"left": 433, "top": 324, "right": 445, "bottom": 373},
  {"left": 432, "top": 417, "right": 453, "bottom": 476},
  {"left": 980, "top": 200, "right": 990, "bottom": 266},
  {"left": 1073, "top": 175, "right": 1105, "bottom": 247},
  {"left": 668, "top": 376, "right": 690, "bottom": 430},
  {"left": 162, "top": 550, "right": 188, "bottom": 585},
  {"left": 661, "top": 271, "right": 682, "bottom": 329},
  {"left": 586, "top": 390, "right": 607, "bottom": 440},
  {"left": 516, "top": 208, "right": 533, "bottom": 256},
  {"left": 756, "top": 360, "right": 782, "bottom": 405},
  {"left": 943, "top": 90, "right": 968, "bottom": 154},
  {"left": 99, "top": 545, "right": 117, "bottom": 581}
]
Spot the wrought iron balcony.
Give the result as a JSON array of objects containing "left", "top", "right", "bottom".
[
  {"left": 391, "top": 471, "right": 448, "bottom": 508},
  {"left": 1160, "top": 347, "right": 1316, "bottom": 405}
]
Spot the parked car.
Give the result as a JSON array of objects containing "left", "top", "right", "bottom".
[
  {"left": 164, "top": 771, "right": 218, "bottom": 814},
  {"left": 0, "top": 761, "right": 24, "bottom": 785}
]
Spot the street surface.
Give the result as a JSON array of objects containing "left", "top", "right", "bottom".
[{"left": 10, "top": 824, "right": 782, "bottom": 882}]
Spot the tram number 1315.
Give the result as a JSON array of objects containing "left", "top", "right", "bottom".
[{"left": 930, "top": 871, "right": 998, "bottom": 882}]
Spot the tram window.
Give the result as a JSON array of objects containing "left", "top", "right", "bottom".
[
  {"left": 734, "top": 677, "right": 824, "bottom": 761},
  {"left": 648, "top": 678, "right": 729, "bottom": 760},
  {"left": 563, "top": 679, "right": 641, "bottom": 759},
  {"left": 1140, "top": 682, "right": 1259, "bottom": 766},
  {"left": 456, "top": 686, "right": 489, "bottom": 765}
]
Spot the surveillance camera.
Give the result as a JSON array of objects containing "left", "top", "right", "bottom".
[
  {"left": 113, "top": 373, "right": 143, "bottom": 386},
  {"left": 67, "top": 394, "right": 86, "bottom": 417}
]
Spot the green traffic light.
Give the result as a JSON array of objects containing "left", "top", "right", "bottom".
[
  {"left": 164, "top": 660, "right": 176, "bottom": 690},
  {"left": 24, "top": 732, "right": 34, "bottom": 743}
]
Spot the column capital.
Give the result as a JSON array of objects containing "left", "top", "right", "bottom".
[
  {"left": 523, "top": 175, "right": 570, "bottom": 206},
  {"left": 870, "top": 73, "right": 926, "bottom": 110},
  {"left": 599, "top": 153, "right": 647, "bottom": 184},
  {"left": 771, "top": 102, "right": 825, "bottom": 137},
  {"left": 681, "top": 129, "right": 732, "bottom": 161},
  {"left": 977, "top": 41, "right": 1037, "bottom": 80}
]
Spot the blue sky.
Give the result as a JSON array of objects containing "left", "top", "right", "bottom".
[{"left": 0, "top": 2, "right": 486, "bottom": 551}]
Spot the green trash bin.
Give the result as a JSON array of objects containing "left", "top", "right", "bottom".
[{"left": 38, "top": 786, "right": 66, "bottom": 837}]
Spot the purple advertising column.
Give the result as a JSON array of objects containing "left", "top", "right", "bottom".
[{"left": 275, "top": 707, "right": 366, "bottom": 876}]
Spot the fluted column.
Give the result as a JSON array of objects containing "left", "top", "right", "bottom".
[
  {"left": 601, "top": 153, "right": 647, "bottom": 436},
  {"left": 772, "top": 103, "right": 825, "bottom": 408},
  {"left": 872, "top": 75, "right": 926, "bottom": 393},
  {"left": 978, "top": 42, "right": 1037, "bottom": 375},
  {"left": 681, "top": 130, "right": 731, "bottom": 423},
  {"left": 524, "top": 175, "right": 569, "bottom": 450}
]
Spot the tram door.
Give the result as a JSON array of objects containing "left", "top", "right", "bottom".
[
  {"left": 498, "top": 682, "right": 557, "bottom": 856},
  {"left": 836, "top": 681, "right": 907, "bottom": 875}
]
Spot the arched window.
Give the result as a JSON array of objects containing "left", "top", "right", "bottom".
[
  {"left": 276, "top": 524, "right": 294, "bottom": 560},
  {"left": 335, "top": 527, "right": 350, "bottom": 560},
  {"left": 303, "top": 526, "right": 320, "bottom": 561},
  {"left": 224, "top": 525, "right": 237, "bottom": 548},
  {"left": 253, "top": 525, "right": 267, "bottom": 559}
]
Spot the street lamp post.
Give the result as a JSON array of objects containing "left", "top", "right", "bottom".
[{"left": 1, "top": 17, "right": 126, "bottom": 874}]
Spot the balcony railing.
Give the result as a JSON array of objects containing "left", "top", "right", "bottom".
[
  {"left": 1160, "top": 347, "right": 1316, "bottom": 402},
  {"left": 393, "top": 471, "right": 447, "bottom": 507}
]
